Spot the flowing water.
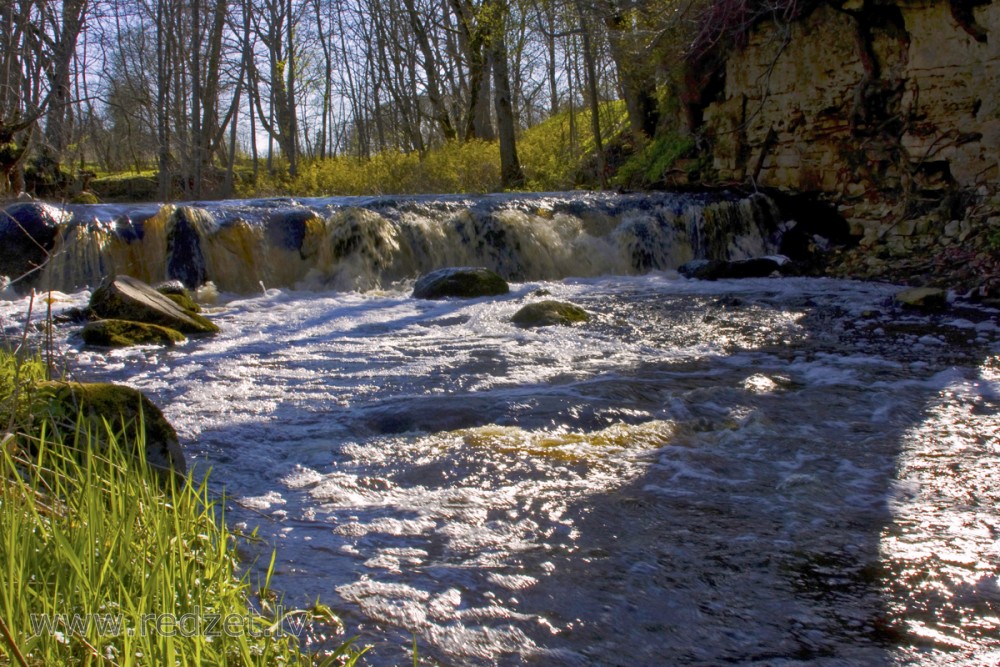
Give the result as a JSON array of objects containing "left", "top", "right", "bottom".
[{"left": 2, "top": 193, "right": 999, "bottom": 665}]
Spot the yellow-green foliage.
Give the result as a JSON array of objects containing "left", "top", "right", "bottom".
[
  {"left": 518, "top": 101, "right": 628, "bottom": 190},
  {"left": 0, "top": 350, "right": 49, "bottom": 431},
  {"left": 243, "top": 141, "right": 501, "bottom": 198},
  {"left": 240, "top": 101, "right": 629, "bottom": 197}
]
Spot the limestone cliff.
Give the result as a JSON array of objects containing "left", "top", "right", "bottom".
[
  {"left": 700, "top": 1, "right": 996, "bottom": 221},
  {"left": 696, "top": 0, "right": 999, "bottom": 290}
]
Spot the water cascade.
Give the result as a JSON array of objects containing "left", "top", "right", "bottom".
[{"left": 2, "top": 191, "right": 783, "bottom": 293}]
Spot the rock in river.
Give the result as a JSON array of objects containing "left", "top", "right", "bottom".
[
  {"left": 34, "top": 381, "right": 186, "bottom": 477},
  {"left": 0, "top": 202, "right": 69, "bottom": 285},
  {"left": 82, "top": 319, "right": 187, "bottom": 347},
  {"left": 895, "top": 287, "right": 947, "bottom": 311},
  {"left": 90, "top": 275, "right": 219, "bottom": 334},
  {"left": 679, "top": 256, "right": 790, "bottom": 280},
  {"left": 412, "top": 267, "right": 509, "bottom": 299},
  {"left": 512, "top": 300, "right": 589, "bottom": 327}
]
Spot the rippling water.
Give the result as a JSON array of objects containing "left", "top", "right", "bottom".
[{"left": 5, "top": 273, "right": 999, "bottom": 665}]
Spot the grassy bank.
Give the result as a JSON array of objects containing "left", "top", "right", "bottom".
[
  {"left": 242, "top": 101, "right": 629, "bottom": 198},
  {"left": 0, "top": 350, "right": 362, "bottom": 666},
  {"left": 76, "top": 100, "right": 720, "bottom": 201},
  {"left": 79, "top": 102, "right": 631, "bottom": 202}
]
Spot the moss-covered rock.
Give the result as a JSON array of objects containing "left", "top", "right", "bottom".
[
  {"left": 69, "top": 191, "right": 100, "bottom": 204},
  {"left": 512, "top": 300, "right": 590, "bottom": 327},
  {"left": 89, "top": 174, "right": 157, "bottom": 202},
  {"left": 412, "top": 267, "right": 509, "bottom": 299},
  {"left": 90, "top": 275, "right": 218, "bottom": 334},
  {"left": 82, "top": 319, "right": 186, "bottom": 347},
  {"left": 34, "top": 381, "right": 186, "bottom": 477}
]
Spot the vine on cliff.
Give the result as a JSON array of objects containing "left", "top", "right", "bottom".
[{"left": 687, "top": 0, "right": 815, "bottom": 62}]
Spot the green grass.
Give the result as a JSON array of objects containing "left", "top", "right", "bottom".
[
  {"left": 612, "top": 132, "right": 696, "bottom": 189},
  {"left": 0, "top": 350, "right": 365, "bottom": 666}
]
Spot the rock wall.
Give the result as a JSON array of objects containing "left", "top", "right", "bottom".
[{"left": 703, "top": 0, "right": 999, "bottom": 202}]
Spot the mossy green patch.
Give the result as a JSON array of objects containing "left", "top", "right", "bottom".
[
  {"left": 82, "top": 318, "right": 187, "bottom": 347},
  {"left": 69, "top": 190, "right": 100, "bottom": 204},
  {"left": 613, "top": 132, "right": 696, "bottom": 188},
  {"left": 90, "top": 173, "right": 158, "bottom": 201},
  {"left": 163, "top": 291, "right": 202, "bottom": 313}
]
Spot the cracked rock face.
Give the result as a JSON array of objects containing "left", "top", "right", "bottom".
[{"left": 703, "top": 0, "right": 999, "bottom": 197}]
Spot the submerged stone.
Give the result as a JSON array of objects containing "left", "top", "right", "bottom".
[
  {"left": 34, "top": 381, "right": 186, "bottom": 477},
  {"left": 413, "top": 267, "right": 509, "bottom": 299},
  {"left": 895, "top": 287, "right": 947, "bottom": 311},
  {"left": 679, "top": 256, "right": 790, "bottom": 280},
  {"left": 82, "top": 319, "right": 186, "bottom": 347},
  {"left": 90, "top": 275, "right": 219, "bottom": 334},
  {"left": 266, "top": 209, "right": 324, "bottom": 253},
  {"left": 512, "top": 300, "right": 589, "bottom": 327},
  {"left": 167, "top": 206, "right": 214, "bottom": 288}
]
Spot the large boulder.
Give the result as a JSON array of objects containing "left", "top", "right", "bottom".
[
  {"left": 82, "top": 319, "right": 186, "bottom": 347},
  {"left": 0, "top": 202, "right": 69, "bottom": 284},
  {"left": 412, "top": 267, "right": 510, "bottom": 299},
  {"left": 512, "top": 300, "right": 590, "bottom": 327},
  {"left": 34, "top": 381, "right": 186, "bottom": 477},
  {"left": 90, "top": 275, "right": 219, "bottom": 334}
]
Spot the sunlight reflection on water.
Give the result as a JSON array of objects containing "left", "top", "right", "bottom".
[{"left": 3, "top": 274, "right": 998, "bottom": 665}]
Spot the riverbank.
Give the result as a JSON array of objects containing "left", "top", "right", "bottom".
[
  {"left": 0, "top": 349, "right": 363, "bottom": 665},
  {"left": 822, "top": 189, "right": 1000, "bottom": 305}
]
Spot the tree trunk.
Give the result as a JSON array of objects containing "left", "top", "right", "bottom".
[
  {"left": 156, "top": 0, "right": 171, "bottom": 200},
  {"left": 44, "top": 0, "right": 88, "bottom": 156},
  {"left": 450, "top": 0, "right": 494, "bottom": 141},
  {"left": 602, "top": 1, "right": 659, "bottom": 140},
  {"left": 579, "top": 8, "right": 605, "bottom": 187},
  {"left": 489, "top": 0, "right": 524, "bottom": 189},
  {"left": 285, "top": 0, "right": 298, "bottom": 176},
  {"left": 403, "top": 0, "right": 457, "bottom": 142}
]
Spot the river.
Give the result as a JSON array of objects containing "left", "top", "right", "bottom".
[{"left": 2, "top": 193, "right": 999, "bottom": 664}]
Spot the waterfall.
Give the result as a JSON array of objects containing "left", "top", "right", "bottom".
[{"left": 2, "top": 191, "right": 785, "bottom": 294}]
